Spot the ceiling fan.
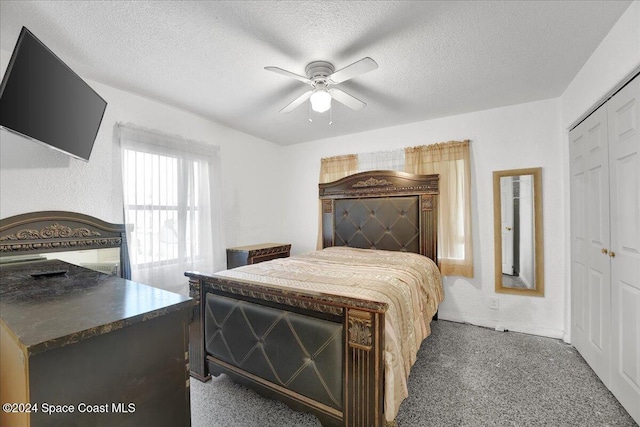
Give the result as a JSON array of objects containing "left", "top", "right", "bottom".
[{"left": 264, "top": 57, "right": 378, "bottom": 114}]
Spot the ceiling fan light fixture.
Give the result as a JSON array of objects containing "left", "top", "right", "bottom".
[
  {"left": 310, "top": 88, "right": 331, "bottom": 113},
  {"left": 265, "top": 57, "right": 377, "bottom": 116}
]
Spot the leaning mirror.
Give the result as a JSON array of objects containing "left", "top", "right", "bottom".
[{"left": 493, "top": 167, "right": 543, "bottom": 296}]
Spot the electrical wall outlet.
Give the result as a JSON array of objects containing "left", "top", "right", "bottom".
[{"left": 489, "top": 297, "right": 499, "bottom": 310}]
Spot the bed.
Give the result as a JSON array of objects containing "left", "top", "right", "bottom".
[{"left": 187, "top": 170, "right": 442, "bottom": 427}]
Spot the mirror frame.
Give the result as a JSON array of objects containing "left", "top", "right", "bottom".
[{"left": 493, "top": 167, "right": 544, "bottom": 296}]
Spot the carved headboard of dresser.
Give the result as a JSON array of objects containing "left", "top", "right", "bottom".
[{"left": 0, "top": 211, "right": 130, "bottom": 279}]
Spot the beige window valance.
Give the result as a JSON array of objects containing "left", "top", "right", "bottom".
[{"left": 405, "top": 140, "right": 473, "bottom": 277}]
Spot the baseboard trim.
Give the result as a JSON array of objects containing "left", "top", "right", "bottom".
[{"left": 438, "top": 313, "right": 565, "bottom": 340}]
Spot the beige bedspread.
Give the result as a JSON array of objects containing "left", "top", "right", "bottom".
[{"left": 215, "top": 246, "right": 443, "bottom": 421}]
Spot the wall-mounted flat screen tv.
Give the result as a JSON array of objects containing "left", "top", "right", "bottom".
[{"left": 0, "top": 27, "right": 106, "bottom": 161}]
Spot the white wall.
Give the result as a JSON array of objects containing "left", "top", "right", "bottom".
[
  {"left": 282, "top": 98, "right": 566, "bottom": 338},
  {"left": 0, "top": 48, "right": 285, "bottom": 253},
  {"left": 561, "top": 2, "right": 640, "bottom": 128},
  {"left": 559, "top": 1, "right": 640, "bottom": 342}
]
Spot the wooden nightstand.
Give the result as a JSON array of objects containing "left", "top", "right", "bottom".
[{"left": 226, "top": 243, "right": 291, "bottom": 269}]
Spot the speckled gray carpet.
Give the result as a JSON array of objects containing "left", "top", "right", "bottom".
[{"left": 190, "top": 320, "right": 636, "bottom": 427}]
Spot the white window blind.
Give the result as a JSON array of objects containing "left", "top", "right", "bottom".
[{"left": 357, "top": 148, "right": 405, "bottom": 172}]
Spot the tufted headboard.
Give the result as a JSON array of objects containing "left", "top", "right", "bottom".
[{"left": 319, "top": 170, "right": 439, "bottom": 263}]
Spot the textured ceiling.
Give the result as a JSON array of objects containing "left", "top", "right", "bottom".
[{"left": 0, "top": 1, "right": 632, "bottom": 146}]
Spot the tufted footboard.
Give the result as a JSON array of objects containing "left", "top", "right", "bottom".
[{"left": 187, "top": 274, "right": 387, "bottom": 427}]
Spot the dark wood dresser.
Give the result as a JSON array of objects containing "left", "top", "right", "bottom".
[
  {"left": 226, "top": 243, "right": 291, "bottom": 269},
  {"left": 0, "top": 259, "right": 194, "bottom": 427}
]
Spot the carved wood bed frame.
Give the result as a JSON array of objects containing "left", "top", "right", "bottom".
[
  {"left": 187, "top": 171, "right": 439, "bottom": 427},
  {"left": 0, "top": 211, "right": 130, "bottom": 279}
]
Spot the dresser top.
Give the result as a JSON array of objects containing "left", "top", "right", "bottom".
[
  {"left": 227, "top": 243, "right": 291, "bottom": 252},
  {"left": 0, "top": 259, "right": 193, "bottom": 356}
]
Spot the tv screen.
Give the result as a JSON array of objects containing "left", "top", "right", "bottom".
[{"left": 0, "top": 27, "right": 106, "bottom": 161}]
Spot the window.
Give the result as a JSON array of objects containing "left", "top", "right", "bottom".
[
  {"left": 405, "top": 140, "right": 473, "bottom": 277},
  {"left": 122, "top": 149, "right": 201, "bottom": 267},
  {"left": 319, "top": 142, "right": 474, "bottom": 278},
  {"left": 118, "top": 124, "right": 224, "bottom": 294}
]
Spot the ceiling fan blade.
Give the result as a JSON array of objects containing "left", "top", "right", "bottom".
[
  {"left": 279, "top": 90, "right": 312, "bottom": 113},
  {"left": 264, "top": 66, "right": 312, "bottom": 84},
  {"left": 328, "top": 57, "right": 378, "bottom": 84},
  {"left": 328, "top": 88, "right": 366, "bottom": 111}
]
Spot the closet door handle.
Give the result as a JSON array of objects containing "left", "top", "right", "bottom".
[
  {"left": 602, "top": 248, "right": 608, "bottom": 255},
  {"left": 609, "top": 251, "right": 616, "bottom": 258}
]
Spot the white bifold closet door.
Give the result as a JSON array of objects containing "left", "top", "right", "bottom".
[
  {"left": 570, "top": 75, "right": 639, "bottom": 424},
  {"left": 570, "top": 102, "right": 611, "bottom": 386},
  {"left": 608, "top": 76, "right": 640, "bottom": 423}
]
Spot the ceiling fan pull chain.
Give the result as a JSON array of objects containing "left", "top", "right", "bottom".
[
  {"left": 308, "top": 101, "right": 313, "bottom": 123},
  {"left": 329, "top": 106, "right": 333, "bottom": 125}
]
